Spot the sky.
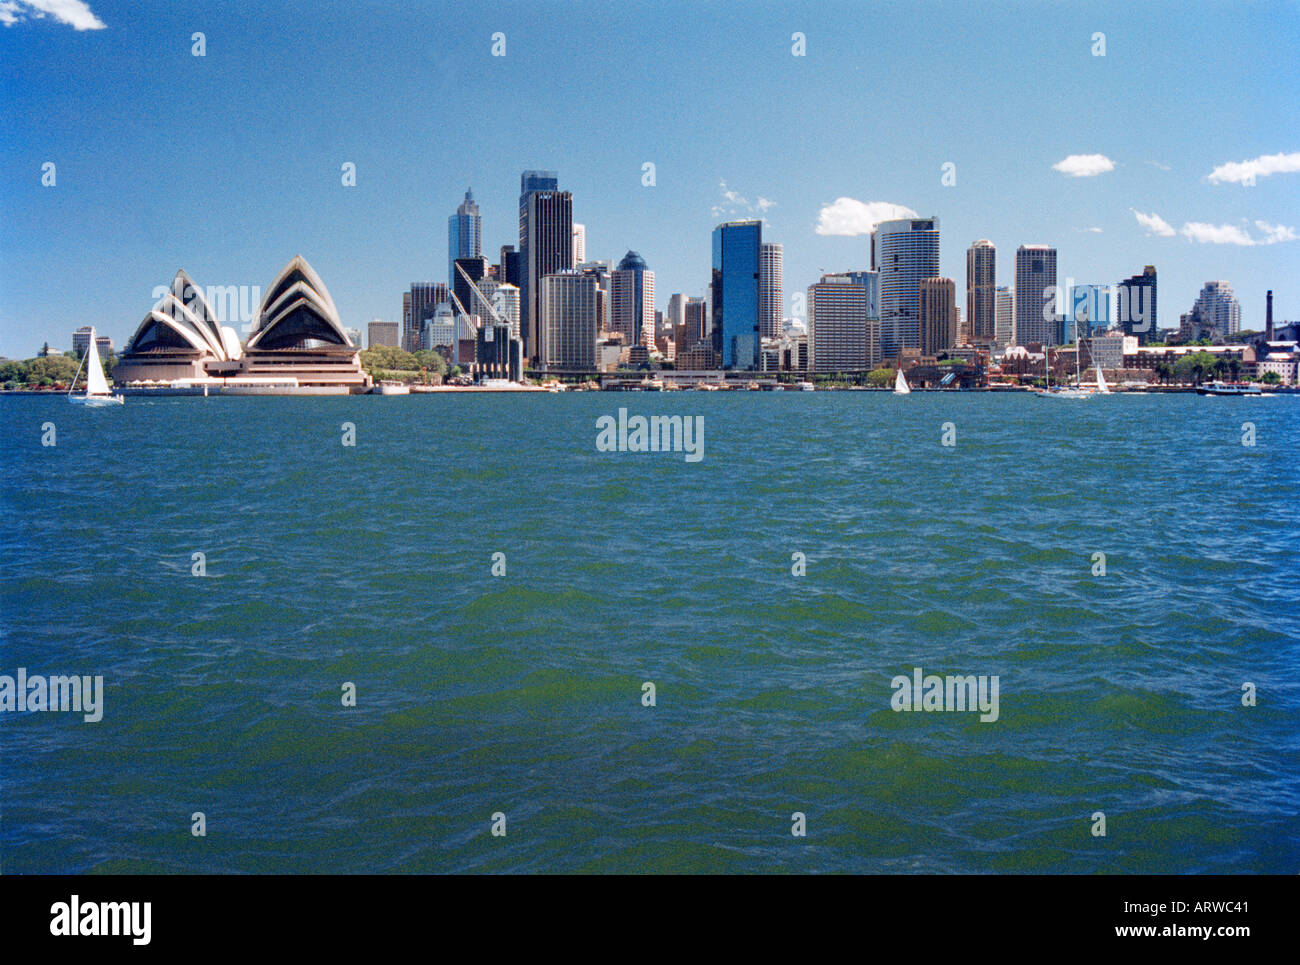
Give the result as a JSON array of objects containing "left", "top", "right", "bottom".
[{"left": 1, "top": 0, "right": 1297, "bottom": 357}]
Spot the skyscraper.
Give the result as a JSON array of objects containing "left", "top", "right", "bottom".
[
  {"left": 807, "top": 273, "right": 879, "bottom": 373},
  {"left": 541, "top": 271, "right": 599, "bottom": 370},
  {"left": 452, "top": 256, "right": 489, "bottom": 320},
  {"left": 844, "top": 270, "right": 880, "bottom": 317},
  {"left": 1014, "top": 245, "right": 1058, "bottom": 346},
  {"left": 1070, "top": 284, "right": 1111, "bottom": 341},
  {"left": 407, "top": 282, "right": 449, "bottom": 350},
  {"left": 572, "top": 224, "right": 586, "bottom": 264},
  {"left": 759, "top": 242, "right": 784, "bottom": 339},
  {"left": 611, "top": 251, "right": 655, "bottom": 349},
  {"left": 711, "top": 219, "right": 762, "bottom": 370},
  {"left": 1184, "top": 281, "right": 1241, "bottom": 341},
  {"left": 1116, "top": 266, "right": 1158, "bottom": 344},
  {"left": 448, "top": 188, "right": 481, "bottom": 287},
  {"left": 871, "top": 217, "right": 940, "bottom": 358},
  {"left": 994, "top": 286, "right": 1014, "bottom": 350},
  {"left": 519, "top": 171, "right": 573, "bottom": 365},
  {"left": 965, "top": 240, "right": 996, "bottom": 345},
  {"left": 919, "top": 277, "right": 958, "bottom": 355},
  {"left": 498, "top": 245, "right": 523, "bottom": 290}
]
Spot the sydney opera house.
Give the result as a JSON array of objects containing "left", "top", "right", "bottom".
[{"left": 114, "top": 256, "right": 371, "bottom": 394}]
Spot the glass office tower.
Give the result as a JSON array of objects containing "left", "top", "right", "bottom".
[{"left": 711, "top": 220, "right": 762, "bottom": 370}]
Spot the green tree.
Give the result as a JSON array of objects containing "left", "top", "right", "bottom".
[
  {"left": 1261, "top": 371, "right": 1282, "bottom": 385},
  {"left": 867, "top": 367, "right": 894, "bottom": 388}
]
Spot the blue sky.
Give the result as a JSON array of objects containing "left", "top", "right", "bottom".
[{"left": 1, "top": 0, "right": 1297, "bottom": 357}]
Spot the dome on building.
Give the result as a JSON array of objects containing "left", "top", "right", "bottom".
[{"left": 617, "top": 250, "right": 648, "bottom": 272}]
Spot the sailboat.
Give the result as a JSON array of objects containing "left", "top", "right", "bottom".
[
  {"left": 1036, "top": 343, "right": 1089, "bottom": 399},
  {"left": 1094, "top": 363, "right": 1111, "bottom": 394},
  {"left": 894, "top": 367, "right": 911, "bottom": 394},
  {"left": 68, "top": 329, "right": 123, "bottom": 406}
]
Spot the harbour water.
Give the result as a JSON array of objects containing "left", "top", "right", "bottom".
[{"left": 1, "top": 393, "right": 1297, "bottom": 873}]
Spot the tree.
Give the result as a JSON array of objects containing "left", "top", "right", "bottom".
[
  {"left": 1261, "top": 371, "right": 1282, "bottom": 385},
  {"left": 867, "top": 367, "right": 893, "bottom": 388}
]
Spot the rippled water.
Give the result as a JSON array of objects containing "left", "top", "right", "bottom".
[{"left": 2, "top": 392, "right": 1297, "bottom": 873}]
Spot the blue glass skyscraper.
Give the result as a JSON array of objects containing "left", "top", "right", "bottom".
[
  {"left": 711, "top": 220, "right": 762, "bottom": 370},
  {"left": 448, "top": 188, "right": 481, "bottom": 287}
]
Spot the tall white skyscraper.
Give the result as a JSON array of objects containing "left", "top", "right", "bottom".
[
  {"left": 1014, "top": 245, "right": 1058, "bottom": 346},
  {"left": 994, "top": 286, "right": 1014, "bottom": 350},
  {"left": 1185, "top": 280, "right": 1241, "bottom": 340},
  {"left": 871, "top": 217, "right": 940, "bottom": 359},
  {"left": 759, "top": 242, "right": 784, "bottom": 339},
  {"left": 572, "top": 224, "right": 586, "bottom": 264}
]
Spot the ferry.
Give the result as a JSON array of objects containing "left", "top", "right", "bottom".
[
  {"left": 797, "top": 381, "right": 815, "bottom": 392},
  {"left": 1196, "top": 380, "right": 1262, "bottom": 396}
]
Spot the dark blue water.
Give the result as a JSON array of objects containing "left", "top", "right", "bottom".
[{"left": 2, "top": 392, "right": 1297, "bottom": 873}]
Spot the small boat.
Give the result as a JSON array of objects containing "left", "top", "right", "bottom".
[
  {"left": 797, "top": 381, "right": 815, "bottom": 392},
  {"left": 1196, "top": 380, "right": 1262, "bottom": 396},
  {"left": 1095, "top": 364, "right": 1111, "bottom": 395},
  {"left": 68, "top": 330, "right": 123, "bottom": 406},
  {"left": 894, "top": 369, "right": 911, "bottom": 394}
]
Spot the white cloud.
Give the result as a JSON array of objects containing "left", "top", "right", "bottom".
[
  {"left": 714, "top": 181, "right": 775, "bottom": 219},
  {"left": 1132, "top": 209, "right": 1176, "bottom": 237},
  {"left": 1177, "top": 221, "right": 1297, "bottom": 246},
  {"left": 1181, "top": 222, "right": 1256, "bottom": 246},
  {"left": 1146, "top": 161, "right": 1172, "bottom": 171},
  {"left": 814, "top": 198, "right": 917, "bottom": 236},
  {"left": 1052, "top": 154, "right": 1115, "bottom": 177},
  {"left": 0, "top": 0, "right": 105, "bottom": 29},
  {"left": 1255, "top": 220, "right": 1299, "bottom": 244},
  {"left": 1082, "top": 227, "right": 1103, "bottom": 234},
  {"left": 1207, "top": 151, "right": 1300, "bottom": 186}
]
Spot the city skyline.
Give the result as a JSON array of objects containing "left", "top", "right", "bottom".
[{"left": 2, "top": 0, "right": 1298, "bottom": 359}]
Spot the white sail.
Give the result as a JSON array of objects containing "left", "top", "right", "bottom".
[
  {"left": 1095, "top": 364, "right": 1110, "bottom": 394},
  {"left": 894, "top": 368, "right": 911, "bottom": 394},
  {"left": 84, "top": 332, "right": 111, "bottom": 395}
]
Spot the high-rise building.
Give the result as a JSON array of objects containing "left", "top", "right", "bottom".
[
  {"left": 1070, "top": 284, "right": 1111, "bottom": 341},
  {"left": 367, "top": 320, "right": 400, "bottom": 348},
  {"left": 711, "top": 220, "right": 762, "bottom": 370},
  {"left": 871, "top": 217, "right": 940, "bottom": 358},
  {"left": 402, "top": 291, "right": 412, "bottom": 349},
  {"left": 407, "top": 283, "right": 449, "bottom": 351},
  {"left": 807, "top": 273, "right": 880, "bottom": 373},
  {"left": 1014, "top": 245, "right": 1058, "bottom": 346},
  {"left": 965, "top": 240, "right": 996, "bottom": 345},
  {"left": 994, "top": 287, "right": 1014, "bottom": 350},
  {"left": 919, "top": 277, "right": 958, "bottom": 356},
  {"left": 572, "top": 224, "right": 586, "bottom": 264},
  {"left": 72, "top": 326, "right": 113, "bottom": 358},
  {"left": 471, "top": 277, "right": 521, "bottom": 340},
  {"left": 1184, "top": 281, "right": 1241, "bottom": 341},
  {"left": 541, "top": 271, "right": 599, "bottom": 370},
  {"left": 676, "top": 296, "right": 709, "bottom": 359},
  {"left": 452, "top": 255, "right": 489, "bottom": 319},
  {"left": 610, "top": 251, "right": 655, "bottom": 349},
  {"left": 519, "top": 171, "right": 573, "bottom": 365},
  {"left": 448, "top": 188, "right": 481, "bottom": 287},
  {"left": 666, "top": 293, "right": 687, "bottom": 347},
  {"left": 1116, "top": 265, "right": 1157, "bottom": 344},
  {"left": 499, "top": 245, "right": 523, "bottom": 290},
  {"left": 844, "top": 271, "right": 880, "bottom": 317},
  {"left": 759, "top": 242, "right": 784, "bottom": 339}
]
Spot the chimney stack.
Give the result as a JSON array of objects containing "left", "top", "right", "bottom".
[{"left": 1266, "top": 290, "right": 1274, "bottom": 340}]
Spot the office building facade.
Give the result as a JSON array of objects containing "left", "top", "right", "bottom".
[
  {"left": 1014, "top": 245, "right": 1058, "bottom": 346},
  {"left": 871, "top": 217, "right": 940, "bottom": 358},
  {"left": 711, "top": 220, "right": 762, "bottom": 370}
]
